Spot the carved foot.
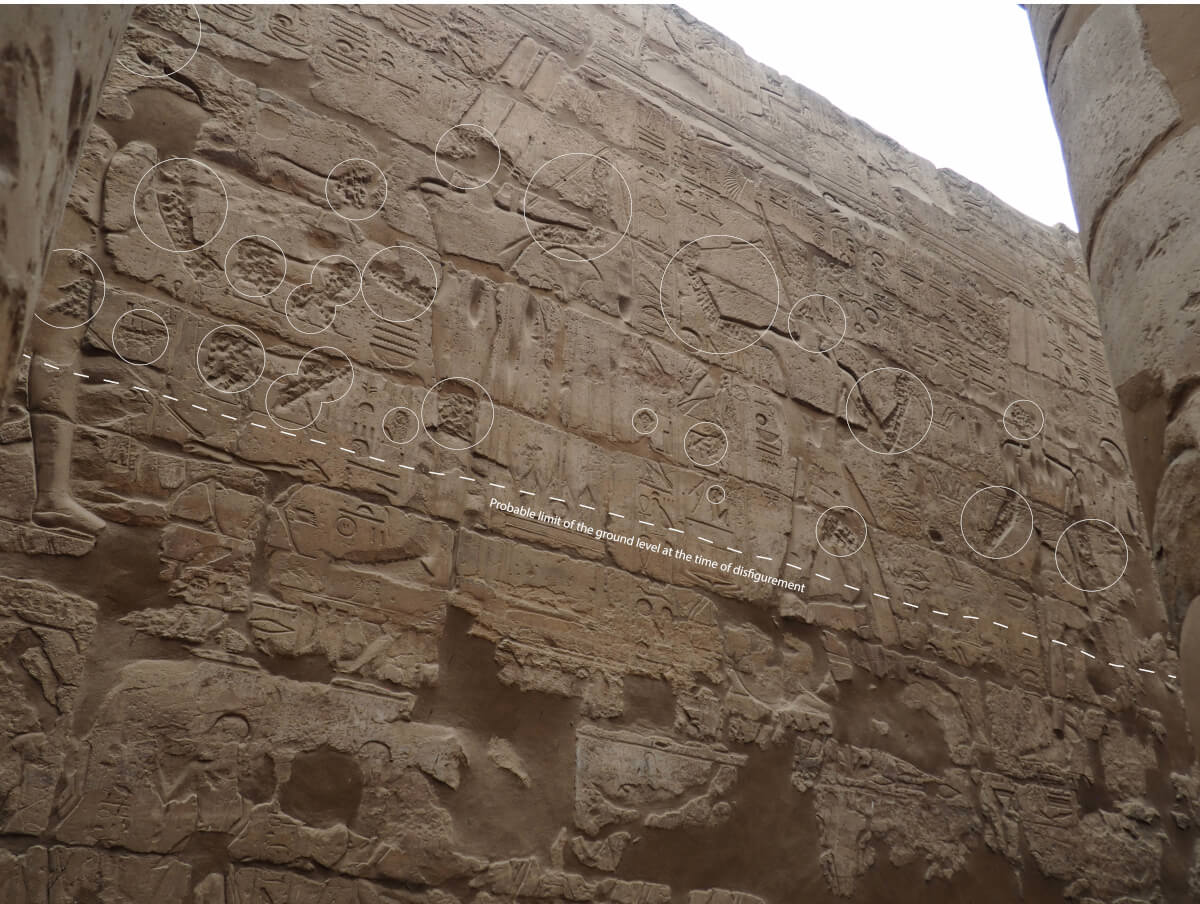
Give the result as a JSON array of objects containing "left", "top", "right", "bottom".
[{"left": 32, "top": 493, "right": 105, "bottom": 535}]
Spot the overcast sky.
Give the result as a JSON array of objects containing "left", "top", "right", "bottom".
[{"left": 679, "top": 1, "right": 1078, "bottom": 230}]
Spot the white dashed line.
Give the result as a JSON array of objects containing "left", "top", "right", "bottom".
[
  {"left": 43, "top": 362, "right": 60, "bottom": 370},
  {"left": 787, "top": 563, "right": 803, "bottom": 572},
  {"left": 992, "top": 621, "right": 1008, "bottom": 629},
  {"left": 873, "top": 592, "right": 889, "bottom": 600},
  {"left": 310, "top": 438, "right": 326, "bottom": 445},
  {"left": 162, "top": 394, "right": 179, "bottom": 401},
  {"left": 932, "top": 609, "right": 949, "bottom": 617},
  {"left": 338, "top": 445, "right": 354, "bottom": 452},
  {"left": 1081, "top": 650, "right": 1096, "bottom": 659},
  {"left": 727, "top": 547, "right": 743, "bottom": 554},
  {"left": 399, "top": 464, "right": 415, "bottom": 471},
  {"left": 962, "top": 614, "right": 979, "bottom": 621},
  {"left": 697, "top": 536, "right": 713, "bottom": 544},
  {"left": 639, "top": 520, "right": 655, "bottom": 527},
  {"left": 73, "top": 372, "right": 89, "bottom": 378},
  {"left": 250, "top": 423, "right": 267, "bottom": 430},
  {"left": 103, "top": 378, "right": 119, "bottom": 385},
  {"left": 459, "top": 475, "right": 476, "bottom": 482},
  {"left": 549, "top": 496, "right": 565, "bottom": 503},
  {"left": 1138, "top": 668, "right": 1155, "bottom": 674},
  {"left": 280, "top": 431, "right": 296, "bottom": 437},
  {"left": 369, "top": 456, "right": 385, "bottom": 463},
  {"left": 580, "top": 504, "right": 596, "bottom": 511},
  {"left": 430, "top": 470, "right": 446, "bottom": 477},
  {"left": 844, "top": 583, "right": 860, "bottom": 592},
  {"left": 1169, "top": 673, "right": 1177, "bottom": 679},
  {"left": 21, "top": 353, "right": 31, "bottom": 359},
  {"left": 668, "top": 527, "right": 684, "bottom": 534},
  {"left": 1109, "top": 662, "right": 1125, "bottom": 669},
  {"left": 902, "top": 602, "right": 919, "bottom": 609},
  {"left": 489, "top": 482, "right": 506, "bottom": 489},
  {"left": 815, "top": 573, "right": 830, "bottom": 581},
  {"left": 756, "top": 555, "right": 773, "bottom": 562},
  {"left": 519, "top": 489, "right": 534, "bottom": 496},
  {"left": 1021, "top": 632, "right": 1038, "bottom": 639},
  {"left": 1051, "top": 639, "right": 1067, "bottom": 647},
  {"left": 609, "top": 512, "right": 625, "bottom": 519},
  {"left": 220, "top": 413, "right": 237, "bottom": 421},
  {"left": 192, "top": 404, "right": 207, "bottom": 412},
  {"left": 132, "top": 385, "right": 149, "bottom": 393}
]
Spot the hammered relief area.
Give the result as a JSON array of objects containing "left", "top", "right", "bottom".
[{"left": 0, "top": 5, "right": 1194, "bottom": 904}]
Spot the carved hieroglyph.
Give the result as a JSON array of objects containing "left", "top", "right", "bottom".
[{"left": 1, "top": 5, "right": 1195, "bottom": 902}]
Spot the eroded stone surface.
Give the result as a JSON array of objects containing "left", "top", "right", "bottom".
[{"left": 0, "top": 5, "right": 1191, "bottom": 902}]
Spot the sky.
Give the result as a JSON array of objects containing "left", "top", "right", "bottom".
[{"left": 678, "top": 1, "right": 1078, "bottom": 230}]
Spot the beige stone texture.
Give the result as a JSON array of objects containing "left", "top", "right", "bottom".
[{"left": 0, "top": 4, "right": 1192, "bottom": 902}]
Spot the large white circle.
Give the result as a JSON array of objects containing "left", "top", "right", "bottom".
[
  {"left": 1003, "top": 399, "right": 1045, "bottom": 441},
  {"left": 815, "top": 505, "right": 868, "bottom": 558},
  {"left": 115, "top": 5, "right": 202, "bottom": 79},
  {"left": 34, "top": 248, "right": 106, "bottom": 329},
  {"left": 360, "top": 244, "right": 439, "bottom": 324},
  {"left": 419, "top": 377, "right": 496, "bottom": 451},
  {"left": 522, "top": 152, "right": 633, "bottom": 263},
  {"left": 844, "top": 366, "right": 934, "bottom": 456},
  {"left": 324, "top": 157, "right": 388, "bottom": 221},
  {"left": 787, "top": 293, "right": 847, "bottom": 354},
  {"left": 112, "top": 307, "right": 169, "bottom": 366},
  {"left": 683, "top": 421, "right": 729, "bottom": 468},
  {"left": 132, "top": 156, "right": 229, "bottom": 253},
  {"left": 223, "top": 234, "right": 287, "bottom": 298},
  {"left": 1054, "top": 518, "right": 1130, "bottom": 593},
  {"left": 959, "top": 485, "right": 1035, "bottom": 560},
  {"left": 196, "top": 324, "right": 266, "bottom": 393},
  {"left": 658, "top": 235, "right": 781, "bottom": 356},
  {"left": 434, "top": 123, "right": 502, "bottom": 190}
]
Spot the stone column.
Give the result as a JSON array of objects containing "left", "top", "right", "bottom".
[
  {"left": 0, "top": 6, "right": 131, "bottom": 401},
  {"left": 1028, "top": 5, "right": 1200, "bottom": 740}
]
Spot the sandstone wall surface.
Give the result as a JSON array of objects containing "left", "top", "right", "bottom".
[
  {"left": 2, "top": 5, "right": 1196, "bottom": 902},
  {"left": 1028, "top": 3, "right": 1200, "bottom": 758}
]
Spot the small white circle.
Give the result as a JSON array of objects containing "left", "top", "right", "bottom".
[
  {"left": 706, "top": 485, "right": 726, "bottom": 505},
  {"left": 382, "top": 406, "right": 421, "bottom": 445},
  {"left": 1003, "top": 399, "right": 1045, "bottom": 441},
  {"left": 283, "top": 254, "right": 361, "bottom": 335},
  {"left": 683, "top": 421, "right": 729, "bottom": 468},
  {"left": 223, "top": 234, "right": 287, "bottom": 298},
  {"left": 434, "top": 123, "right": 502, "bottom": 190},
  {"left": 419, "top": 377, "right": 496, "bottom": 451},
  {"left": 959, "top": 485, "right": 1035, "bottom": 560},
  {"left": 1054, "top": 518, "right": 1130, "bottom": 593},
  {"left": 522, "top": 152, "right": 633, "bottom": 263},
  {"left": 196, "top": 324, "right": 266, "bottom": 393},
  {"left": 845, "top": 366, "right": 934, "bottom": 456},
  {"left": 658, "top": 235, "right": 781, "bottom": 356},
  {"left": 324, "top": 157, "right": 388, "bottom": 221},
  {"left": 115, "top": 4, "right": 202, "bottom": 79},
  {"left": 632, "top": 406, "right": 659, "bottom": 436},
  {"left": 815, "top": 505, "right": 868, "bottom": 558},
  {"left": 34, "top": 248, "right": 106, "bottom": 329},
  {"left": 360, "top": 244, "right": 439, "bottom": 324},
  {"left": 112, "top": 307, "right": 169, "bottom": 366},
  {"left": 787, "top": 294, "right": 847, "bottom": 354},
  {"left": 264, "top": 346, "right": 355, "bottom": 431},
  {"left": 132, "top": 156, "right": 229, "bottom": 253}
]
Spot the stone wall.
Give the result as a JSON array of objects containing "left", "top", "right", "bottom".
[
  {"left": 0, "top": 5, "right": 131, "bottom": 400},
  {"left": 1028, "top": 3, "right": 1200, "bottom": 755},
  {"left": 2, "top": 6, "right": 1195, "bottom": 902}
]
